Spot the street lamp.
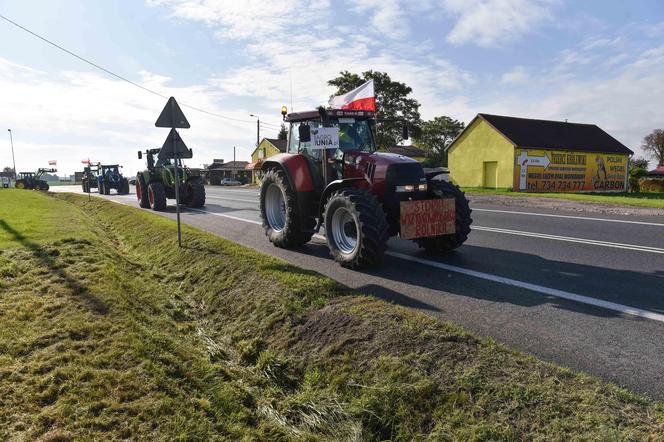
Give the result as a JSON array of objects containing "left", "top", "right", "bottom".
[
  {"left": 7, "top": 129, "right": 16, "bottom": 181},
  {"left": 250, "top": 114, "right": 260, "bottom": 146}
]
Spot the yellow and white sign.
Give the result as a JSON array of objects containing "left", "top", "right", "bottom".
[{"left": 514, "top": 149, "right": 628, "bottom": 192}]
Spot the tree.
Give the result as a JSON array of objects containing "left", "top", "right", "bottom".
[
  {"left": 328, "top": 70, "right": 421, "bottom": 148},
  {"left": 628, "top": 157, "right": 649, "bottom": 192},
  {"left": 414, "top": 116, "right": 465, "bottom": 167},
  {"left": 642, "top": 129, "right": 664, "bottom": 166},
  {"left": 2, "top": 166, "right": 14, "bottom": 174},
  {"left": 277, "top": 123, "right": 288, "bottom": 140}
]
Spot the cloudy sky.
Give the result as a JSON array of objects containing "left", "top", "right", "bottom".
[{"left": 1, "top": 0, "right": 663, "bottom": 174}]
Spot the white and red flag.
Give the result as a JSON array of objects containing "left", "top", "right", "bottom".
[
  {"left": 48, "top": 160, "right": 57, "bottom": 166},
  {"left": 81, "top": 158, "right": 91, "bottom": 165},
  {"left": 328, "top": 79, "right": 376, "bottom": 112}
]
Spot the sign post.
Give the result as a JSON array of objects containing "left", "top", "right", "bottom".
[{"left": 155, "top": 97, "right": 191, "bottom": 247}]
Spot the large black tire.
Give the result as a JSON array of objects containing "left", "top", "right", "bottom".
[
  {"left": 185, "top": 178, "right": 206, "bottom": 208},
  {"left": 324, "top": 188, "right": 389, "bottom": 269},
  {"left": 148, "top": 182, "right": 167, "bottom": 211},
  {"left": 82, "top": 181, "right": 88, "bottom": 193},
  {"left": 259, "top": 168, "right": 312, "bottom": 248},
  {"left": 102, "top": 181, "right": 110, "bottom": 195},
  {"left": 119, "top": 178, "right": 130, "bottom": 195},
  {"left": 414, "top": 180, "right": 472, "bottom": 252},
  {"left": 136, "top": 174, "right": 150, "bottom": 208},
  {"left": 15, "top": 180, "right": 26, "bottom": 189},
  {"left": 37, "top": 181, "right": 49, "bottom": 191}
]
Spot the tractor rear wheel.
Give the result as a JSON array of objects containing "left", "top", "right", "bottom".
[
  {"left": 259, "top": 168, "right": 312, "bottom": 248},
  {"left": 413, "top": 180, "right": 472, "bottom": 252},
  {"left": 82, "top": 181, "right": 88, "bottom": 192},
  {"left": 185, "top": 178, "right": 205, "bottom": 208},
  {"left": 38, "top": 181, "right": 49, "bottom": 191},
  {"left": 102, "top": 182, "right": 110, "bottom": 195},
  {"left": 136, "top": 175, "right": 150, "bottom": 208},
  {"left": 324, "top": 188, "right": 389, "bottom": 269},
  {"left": 148, "top": 182, "right": 167, "bottom": 211}
]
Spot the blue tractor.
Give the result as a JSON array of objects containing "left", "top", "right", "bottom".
[{"left": 97, "top": 164, "right": 130, "bottom": 195}]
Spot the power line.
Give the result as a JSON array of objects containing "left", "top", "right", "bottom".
[{"left": 0, "top": 13, "right": 256, "bottom": 125}]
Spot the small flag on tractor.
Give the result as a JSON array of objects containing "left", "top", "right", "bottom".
[
  {"left": 48, "top": 160, "right": 57, "bottom": 166},
  {"left": 328, "top": 79, "right": 376, "bottom": 111},
  {"left": 81, "top": 158, "right": 91, "bottom": 165}
]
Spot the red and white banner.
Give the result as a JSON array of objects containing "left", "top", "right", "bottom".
[
  {"left": 81, "top": 158, "right": 91, "bottom": 165},
  {"left": 48, "top": 160, "right": 57, "bottom": 166},
  {"left": 328, "top": 79, "right": 376, "bottom": 112}
]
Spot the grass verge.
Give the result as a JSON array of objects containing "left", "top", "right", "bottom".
[
  {"left": 1, "top": 189, "right": 663, "bottom": 440},
  {"left": 463, "top": 187, "right": 664, "bottom": 209}
]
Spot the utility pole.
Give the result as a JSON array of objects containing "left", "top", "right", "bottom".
[
  {"left": 7, "top": 129, "right": 16, "bottom": 181},
  {"left": 233, "top": 145, "right": 236, "bottom": 180},
  {"left": 250, "top": 114, "right": 260, "bottom": 146}
]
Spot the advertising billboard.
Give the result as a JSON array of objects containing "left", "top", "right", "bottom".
[{"left": 513, "top": 149, "right": 628, "bottom": 192}]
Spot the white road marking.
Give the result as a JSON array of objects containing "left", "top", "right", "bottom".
[
  {"left": 387, "top": 252, "right": 664, "bottom": 324},
  {"left": 205, "top": 195, "right": 258, "bottom": 204},
  {"left": 473, "top": 226, "right": 664, "bottom": 254},
  {"left": 473, "top": 208, "right": 664, "bottom": 227},
  {"left": 57, "top": 189, "right": 664, "bottom": 323}
]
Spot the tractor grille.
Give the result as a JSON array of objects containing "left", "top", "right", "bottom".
[{"left": 364, "top": 162, "right": 376, "bottom": 181}]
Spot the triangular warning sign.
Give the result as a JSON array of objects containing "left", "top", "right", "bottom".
[
  {"left": 155, "top": 97, "right": 190, "bottom": 129},
  {"left": 159, "top": 128, "right": 193, "bottom": 160}
]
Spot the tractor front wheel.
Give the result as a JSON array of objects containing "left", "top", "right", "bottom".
[
  {"left": 136, "top": 175, "right": 150, "bottom": 208},
  {"left": 324, "top": 188, "right": 389, "bottom": 269},
  {"left": 185, "top": 178, "right": 206, "bottom": 208},
  {"left": 259, "top": 168, "right": 312, "bottom": 248},
  {"left": 413, "top": 180, "right": 472, "bottom": 252},
  {"left": 15, "top": 180, "right": 25, "bottom": 189},
  {"left": 148, "top": 182, "right": 167, "bottom": 211},
  {"left": 38, "top": 181, "right": 49, "bottom": 191}
]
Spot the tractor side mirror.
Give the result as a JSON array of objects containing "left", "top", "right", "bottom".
[
  {"left": 299, "top": 124, "right": 311, "bottom": 143},
  {"left": 317, "top": 106, "right": 330, "bottom": 126},
  {"left": 137, "top": 151, "right": 142, "bottom": 160},
  {"left": 402, "top": 124, "right": 410, "bottom": 140}
]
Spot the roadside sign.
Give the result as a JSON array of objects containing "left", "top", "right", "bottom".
[
  {"left": 155, "top": 96, "right": 190, "bottom": 247},
  {"left": 155, "top": 97, "right": 190, "bottom": 129},
  {"left": 158, "top": 128, "right": 193, "bottom": 160},
  {"left": 400, "top": 199, "right": 455, "bottom": 240},
  {"left": 514, "top": 149, "right": 629, "bottom": 192}
]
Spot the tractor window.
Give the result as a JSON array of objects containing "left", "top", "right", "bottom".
[{"left": 289, "top": 119, "right": 374, "bottom": 154}]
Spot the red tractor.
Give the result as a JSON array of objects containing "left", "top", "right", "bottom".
[{"left": 259, "top": 107, "right": 472, "bottom": 268}]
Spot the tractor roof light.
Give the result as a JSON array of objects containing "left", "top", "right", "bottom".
[{"left": 281, "top": 106, "right": 288, "bottom": 119}]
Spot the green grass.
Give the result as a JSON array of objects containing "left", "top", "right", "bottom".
[
  {"left": 1, "top": 190, "right": 663, "bottom": 440},
  {"left": 462, "top": 187, "right": 664, "bottom": 209}
]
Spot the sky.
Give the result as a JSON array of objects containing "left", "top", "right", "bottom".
[{"left": 0, "top": 0, "right": 663, "bottom": 175}]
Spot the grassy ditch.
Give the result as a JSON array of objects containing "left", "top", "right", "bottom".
[
  {"left": 463, "top": 187, "right": 664, "bottom": 209},
  {"left": 1, "top": 189, "right": 663, "bottom": 440}
]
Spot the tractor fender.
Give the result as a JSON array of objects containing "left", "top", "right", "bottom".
[
  {"left": 318, "top": 178, "right": 370, "bottom": 218},
  {"left": 261, "top": 154, "right": 314, "bottom": 192}
]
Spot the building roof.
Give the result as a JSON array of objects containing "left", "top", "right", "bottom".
[
  {"left": 647, "top": 165, "right": 664, "bottom": 176},
  {"left": 450, "top": 113, "right": 633, "bottom": 155},
  {"left": 265, "top": 138, "right": 287, "bottom": 153},
  {"left": 383, "top": 145, "right": 427, "bottom": 157},
  {"left": 214, "top": 161, "right": 249, "bottom": 170}
]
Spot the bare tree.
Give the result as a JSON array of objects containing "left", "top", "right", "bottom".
[{"left": 642, "top": 129, "right": 664, "bottom": 166}]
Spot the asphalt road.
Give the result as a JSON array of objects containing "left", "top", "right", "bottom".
[{"left": 52, "top": 185, "right": 664, "bottom": 399}]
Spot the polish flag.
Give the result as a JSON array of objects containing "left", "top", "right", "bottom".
[
  {"left": 48, "top": 160, "right": 57, "bottom": 166},
  {"left": 328, "top": 79, "right": 376, "bottom": 112},
  {"left": 81, "top": 158, "right": 91, "bottom": 165}
]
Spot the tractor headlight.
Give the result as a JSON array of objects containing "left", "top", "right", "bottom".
[{"left": 396, "top": 183, "right": 427, "bottom": 193}]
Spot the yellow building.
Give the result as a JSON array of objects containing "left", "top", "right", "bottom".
[
  {"left": 446, "top": 113, "right": 633, "bottom": 192},
  {"left": 247, "top": 138, "right": 287, "bottom": 184}
]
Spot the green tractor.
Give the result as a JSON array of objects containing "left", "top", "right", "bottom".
[
  {"left": 135, "top": 148, "right": 205, "bottom": 211},
  {"left": 15, "top": 168, "right": 56, "bottom": 191}
]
